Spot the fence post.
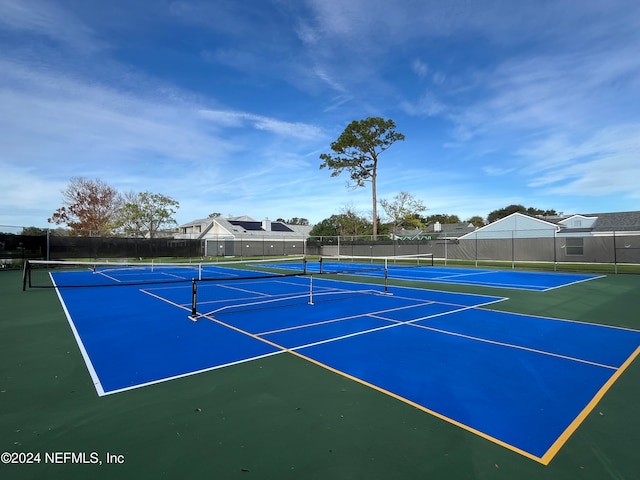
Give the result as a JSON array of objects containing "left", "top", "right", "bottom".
[
  {"left": 613, "top": 230, "right": 618, "bottom": 274},
  {"left": 475, "top": 232, "right": 478, "bottom": 268},
  {"left": 511, "top": 230, "right": 515, "bottom": 269},
  {"left": 443, "top": 233, "right": 447, "bottom": 265},
  {"left": 553, "top": 230, "right": 557, "bottom": 271}
]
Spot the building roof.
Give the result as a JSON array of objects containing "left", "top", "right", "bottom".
[
  {"left": 177, "top": 215, "right": 311, "bottom": 239},
  {"left": 543, "top": 211, "right": 640, "bottom": 233},
  {"left": 460, "top": 210, "right": 640, "bottom": 240},
  {"left": 588, "top": 211, "right": 640, "bottom": 232}
]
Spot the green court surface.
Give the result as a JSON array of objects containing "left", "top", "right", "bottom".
[{"left": 1, "top": 268, "right": 639, "bottom": 479}]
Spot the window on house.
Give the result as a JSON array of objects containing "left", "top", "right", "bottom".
[
  {"left": 565, "top": 237, "right": 584, "bottom": 255},
  {"left": 573, "top": 219, "right": 582, "bottom": 227}
]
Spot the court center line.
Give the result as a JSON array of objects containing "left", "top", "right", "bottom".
[
  {"left": 433, "top": 270, "right": 499, "bottom": 280},
  {"left": 256, "top": 301, "right": 435, "bottom": 336},
  {"left": 482, "top": 307, "right": 640, "bottom": 334},
  {"left": 373, "top": 315, "right": 619, "bottom": 370},
  {"left": 287, "top": 303, "right": 496, "bottom": 353},
  {"left": 216, "top": 282, "right": 273, "bottom": 297},
  {"left": 390, "top": 274, "right": 547, "bottom": 290},
  {"left": 160, "top": 272, "right": 191, "bottom": 280},
  {"left": 95, "top": 271, "right": 122, "bottom": 283}
]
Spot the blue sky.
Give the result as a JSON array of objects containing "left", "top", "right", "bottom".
[{"left": 2, "top": 0, "right": 639, "bottom": 229}]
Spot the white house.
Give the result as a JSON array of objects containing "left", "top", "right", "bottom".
[
  {"left": 460, "top": 211, "right": 640, "bottom": 239},
  {"left": 457, "top": 211, "right": 640, "bottom": 263},
  {"left": 459, "top": 213, "right": 558, "bottom": 239},
  {"left": 175, "top": 215, "right": 312, "bottom": 257}
]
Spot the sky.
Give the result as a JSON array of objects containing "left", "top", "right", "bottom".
[{"left": 1, "top": 0, "right": 640, "bottom": 229}]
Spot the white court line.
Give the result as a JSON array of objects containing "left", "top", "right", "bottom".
[
  {"left": 216, "top": 282, "right": 273, "bottom": 297},
  {"left": 402, "top": 319, "right": 618, "bottom": 370},
  {"left": 542, "top": 274, "right": 607, "bottom": 291},
  {"left": 479, "top": 307, "right": 640, "bottom": 334},
  {"left": 288, "top": 302, "right": 501, "bottom": 353},
  {"left": 160, "top": 272, "right": 190, "bottom": 280},
  {"left": 434, "top": 270, "right": 499, "bottom": 280},
  {"left": 257, "top": 301, "right": 435, "bottom": 336},
  {"left": 390, "top": 273, "right": 548, "bottom": 291},
  {"left": 95, "top": 271, "right": 122, "bottom": 283},
  {"left": 101, "top": 351, "right": 284, "bottom": 396},
  {"left": 50, "top": 273, "right": 105, "bottom": 396},
  {"left": 287, "top": 299, "right": 620, "bottom": 370}
]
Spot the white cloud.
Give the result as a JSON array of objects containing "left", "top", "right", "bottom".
[
  {"left": 483, "top": 166, "right": 514, "bottom": 176},
  {"left": 0, "top": 58, "right": 327, "bottom": 225},
  {"left": 412, "top": 59, "right": 429, "bottom": 79},
  {"left": 401, "top": 92, "right": 448, "bottom": 117},
  {"left": 0, "top": 161, "right": 67, "bottom": 226},
  {"left": 0, "top": 0, "right": 104, "bottom": 53},
  {"left": 523, "top": 125, "right": 640, "bottom": 197},
  {"left": 199, "top": 109, "right": 324, "bottom": 140},
  {"left": 0, "top": 58, "right": 242, "bottom": 168}
]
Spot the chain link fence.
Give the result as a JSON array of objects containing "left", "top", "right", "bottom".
[
  {"left": 2, "top": 226, "right": 639, "bottom": 272},
  {"left": 307, "top": 230, "right": 640, "bottom": 273},
  {"left": 0, "top": 227, "right": 308, "bottom": 266}
]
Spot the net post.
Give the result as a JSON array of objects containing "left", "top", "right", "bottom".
[
  {"left": 22, "top": 260, "right": 30, "bottom": 291},
  {"left": 319, "top": 257, "right": 324, "bottom": 274},
  {"left": 303, "top": 257, "right": 307, "bottom": 275},
  {"left": 384, "top": 267, "right": 389, "bottom": 294},
  {"left": 190, "top": 279, "right": 198, "bottom": 321},
  {"left": 308, "top": 274, "right": 314, "bottom": 305}
]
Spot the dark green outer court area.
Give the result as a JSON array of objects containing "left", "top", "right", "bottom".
[{"left": 1, "top": 268, "right": 639, "bottom": 480}]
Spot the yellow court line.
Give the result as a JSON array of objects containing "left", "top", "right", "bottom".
[
  {"left": 146, "top": 289, "right": 640, "bottom": 465},
  {"left": 289, "top": 347, "right": 545, "bottom": 463},
  {"left": 192, "top": 309, "right": 548, "bottom": 463},
  {"left": 539, "top": 344, "right": 640, "bottom": 465}
]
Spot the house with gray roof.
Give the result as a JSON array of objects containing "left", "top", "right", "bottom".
[
  {"left": 175, "top": 215, "right": 312, "bottom": 257},
  {"left": 459, "top": 211, "right": 640, "bottom": 239},
  {"left": 457, "top": 211, "right": 640, "bottom": 264}
]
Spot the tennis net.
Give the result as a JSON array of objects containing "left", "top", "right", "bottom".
[
  {"left": 318, "top": 253, "right": 434, "bottom": 275},
  {"left": 23, "top": 257, "right": 307, "bottom": 290},
  {"left": 188, "top": 270, "right": 390, "bottom": 322}
]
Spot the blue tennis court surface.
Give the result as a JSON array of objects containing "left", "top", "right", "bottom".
[
  {"left": 50, "top": 267, "right": 640, "bottom": 464},
  {"left": 271, "top": 260, "right": 602, "bottom": 291}
]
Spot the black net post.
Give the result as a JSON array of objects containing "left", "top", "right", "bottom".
[
  {"left": 384, "top": 267, "right": 389, "bottom": 293},
  {"left": 22, "top": 260, "right": 30, "bottom": 291},
  {"left": 190, "top": 279, "right": 198, "bottom": 321}
]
